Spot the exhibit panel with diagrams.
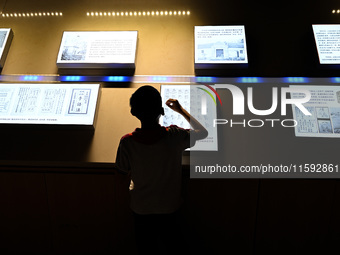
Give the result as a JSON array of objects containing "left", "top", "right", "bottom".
[
  {"left": 0, "top": 28, "right": 13, "bottom": 68},
  {"left": 160, "top": 84, "right": 218, "bottom": 151},
  {"left": 291, "top": 85, "right": 340, "bottom": 138},
  {"left": 0, "top": 83, "right": 100, "bottom": 128}
]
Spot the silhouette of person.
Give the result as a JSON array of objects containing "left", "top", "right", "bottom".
[{"left": 115, "top": 85, "right": 208, "bottom": 254}]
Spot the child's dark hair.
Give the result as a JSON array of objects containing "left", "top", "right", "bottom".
[{"left": 130, "top": 85, "right": 163, "bottom": 121}]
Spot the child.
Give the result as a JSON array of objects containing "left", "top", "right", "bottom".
[{"left": 115, "top": 85, "right": 208, "bottom": 254}]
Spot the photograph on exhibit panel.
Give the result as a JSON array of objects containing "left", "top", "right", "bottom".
[{"left": 195, "top": 25, "right": 248, "bottom": 64}]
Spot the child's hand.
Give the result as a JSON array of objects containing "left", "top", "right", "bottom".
[
  {"left": 166, "top": 98, "right": 208, "bottom": 140},
  {"left": 166, "top": 99, "right": 183, "bottom": 114}
]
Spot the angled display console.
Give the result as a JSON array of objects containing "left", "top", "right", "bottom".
[
  {"left": 0, "top": 28, "right": 13, "bottom": 69},
  {"left": 56, "top": 31, "right": 138, "bottom": 69},
  {"left": 194, "top": 25, "right": 248, "bottom": 69},
  {"left": 0, "top": 83, "right": 100, "bottom": 129},
  {"left": 291, "top": 85, "right": 340, "bottom": 138},
  {"left": 312, "top": 24, "right": 340, "bottom": 64},
  {"left": 160, "top": 84, "right": 218, "bottom": 151}
]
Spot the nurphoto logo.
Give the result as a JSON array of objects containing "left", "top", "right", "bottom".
[{"left": 198, "top": 84, "right": 312, "bottom": 128}]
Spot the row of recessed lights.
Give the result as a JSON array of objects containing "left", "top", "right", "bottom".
[
  {"left": 0, "top": 12, "right": 63, "bottom": 18},
  {"left": 0, "top": 10, "right": 190, "bottom": 18},
  {"left": 3, "top": 10, "right": 340, "bottom": 17},
  {"left": 86, "top": 10, "right": 191, "bottom": 17}
]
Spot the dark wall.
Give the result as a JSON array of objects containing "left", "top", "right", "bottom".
[
  {"left": 2, "top": 166, "right": 340, "bottom": 255},
  {"left": 0, "top": 166, "right": 135, "bottom": 255},
  {"left": 195, "top": 0, "right": 340, "bottom": 77}
]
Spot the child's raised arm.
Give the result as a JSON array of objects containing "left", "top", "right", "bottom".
[{"left": 166, "top": 98, "right": 208, "bottom": 140}]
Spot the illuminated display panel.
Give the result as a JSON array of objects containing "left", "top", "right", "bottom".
[
  {"left": 195, "top": 25, "right": 248, "bottom": 65},
  {"left": 160, "top": 85, "right": 218, "bottom": 151},
  {"left": 0, "top": 28, "right": 13, "bottom": 68},
  {"left": 291, "top": 85, "right": 340, "bottom": 138},
  {"left": 313, "top": 24, "right": 340, "bottom": 64},
  {"left": 0, "top": 83, "right": 100, "bottom": 127},
  {"left": 57, "top": 31, "right": 138, "bottom": 69}
]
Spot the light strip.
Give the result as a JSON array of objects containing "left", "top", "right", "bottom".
[
  {"left": 0, "top": 75, "right": 337, "bottom": 84},
  {"left": 237, "top": 77, "right": 263, "bottom": 83},
  {"left": 86, "top": 10, "right": 191, "bottom": 17},
  {"left": 283, "top": 77, "right": 308, "bottom": 83},
  {"left": 332, "top": 9, "right": 340, "bottom": 14},
  {"left": 0, "top": 12, "right": 63, "bottom": 18}
]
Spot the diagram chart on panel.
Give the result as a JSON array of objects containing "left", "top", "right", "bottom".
[
  {"left": 160, "top": 85, "right": 218, "bottom": 151},
  {"left": 0, "top": 83, "right": 100, "bottom": 126}
]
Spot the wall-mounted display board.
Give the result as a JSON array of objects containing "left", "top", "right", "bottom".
[
  {"left": 312, "top": 25, "right": 340, "bottom": 64},
  {"left": 56, "top": 31, "right": 138, "bottom": 69},
  {"left": 160, "top": 85, "right": 218, "bottom": 151},
  {"left": 291, "top": 85, "right": 340, "bottom": 138},
  {"left": 0, "top": 28, "right": 13, "bottom": 69},
  {"left": 0, "top": 83, "right": 100, "bottom": 128},
  {"left": 194, "top": 25, "right": 248, "bottom": 69}
]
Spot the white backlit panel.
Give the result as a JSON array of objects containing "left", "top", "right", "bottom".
[
  {"left": 0, "top": 28, "right": 13, "bottom": 68},
  {"left": 291, "top": 85, "right": 340, "bottom": 137},
  {"left": 160, "top": 85, "right": 218, "bottom": 151},
  {"left": 195, "top": 25, "right": 248, "bottom": 64},
  {"left": 0, "top": 83, "right": 100, "bottom": 127},
  {"left": 57, "top": 31, "right": 138, "bottom": 69},
  {"left": 313, "top": 24, "right": 340, "bottom": 64}
]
